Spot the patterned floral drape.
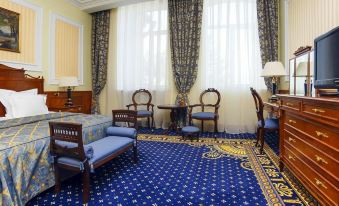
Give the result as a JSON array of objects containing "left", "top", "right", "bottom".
[
  {"left": 168, "top": 0, "right": 203, "bottom": 104},
  {"left": 91, "top": 10, "right": 110, "bottom": 114},
  {"left": 256, "top": 0, "right": 279, "bottom": 92}
]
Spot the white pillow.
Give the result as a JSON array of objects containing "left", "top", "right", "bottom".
[
  {"left": 8, "top": 94, "right": 49, "bottom": 118},
  {"left": 0, "top": 89, "right": 38, "bottom": 117}
]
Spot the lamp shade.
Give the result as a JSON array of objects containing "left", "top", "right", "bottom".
[
  {"left": 58, "top": 76, "right": 79, "bottom": 87},
  {"left": 261, "top": 61, "right": 287, "bottom": 77}
]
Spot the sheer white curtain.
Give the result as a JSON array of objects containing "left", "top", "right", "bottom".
[
  {"left": 114, "top": 0, "right": 175, "bottom": 127},
  {"left": 198, "top": 0, "right": 268, "bottom": 133}
]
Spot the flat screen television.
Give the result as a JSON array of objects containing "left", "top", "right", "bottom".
[{"left": 314, "top": 26, "right": 339, "bottom": 91}]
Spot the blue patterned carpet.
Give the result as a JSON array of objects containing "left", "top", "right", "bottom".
[{"left": 27, "top": 129, "right": 313, "bottom": 206}]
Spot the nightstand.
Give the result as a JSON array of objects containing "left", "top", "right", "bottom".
[{"left": 49, "top": 105, "right": 83, "bottom": 113}]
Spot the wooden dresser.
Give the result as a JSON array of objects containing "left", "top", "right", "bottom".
[
  {"left": 278, "top": 95, "right": 339, "bottom": 206},
  {"left": 45, "top": 91, "right": 92, "bottom": 114}
]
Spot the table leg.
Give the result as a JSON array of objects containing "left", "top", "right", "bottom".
[{"left": 169, "top": 108, "right": 177, "bottom": 131}]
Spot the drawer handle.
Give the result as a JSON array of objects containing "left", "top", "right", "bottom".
[
  {"left": 315, "top": 131, "right": 328, "bottom": 138},
  {"left": 288, "top": 119, "right": 296, "bottom": 124},
  {"left": 286, "top": 102, "right": 294, "bottom": 106},
  {"left": 311, "top": 108, "right": 325, "bottom": 113},
  {"left": 288, "top": 137, "right": 296, "bottom": 142},
  {"left": 315, "top": 155, "right": 328, "bottom": 164},
  {"left": 288, "top": 155, "right": 295, "bottom": 161},
  {"left": 314, "top": 178, "right": 327, "bottom": 189}
]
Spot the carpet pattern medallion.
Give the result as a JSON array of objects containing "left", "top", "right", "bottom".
[{"left": 27, "top": 133, "right": 317, "bottom": 206}]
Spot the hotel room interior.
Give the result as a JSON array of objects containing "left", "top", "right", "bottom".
[{"left": 0, "top": 0, "right": 338, "bottom": 205}]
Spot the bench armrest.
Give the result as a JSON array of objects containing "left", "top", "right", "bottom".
[{"left": 106, "top": 126, "right": 137, "bottom": 139}]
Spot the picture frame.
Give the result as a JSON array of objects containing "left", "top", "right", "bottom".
[{"left": 0, "top": 7, "right": 20, "bottom": 53}]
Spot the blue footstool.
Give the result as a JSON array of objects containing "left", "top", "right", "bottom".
[{"left": 182, "top": 126, "right": 200, "bottom": 141}]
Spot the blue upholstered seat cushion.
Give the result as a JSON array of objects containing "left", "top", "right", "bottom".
[
  {"left": 137, "top": 110, "right": 152, "bottom": 117},
  {"left": 106, "top": 126, "right": 137, "bottom": 139},
  {"left": 57, "top": 136, "right": 134, "bottom": 169},
  {"left": 258, "top": 118, "right": 279, "bottom": 129},
  {"left": 191, "top": 112, "right": 215, "bottom": 120},
  {"left": 182, "top": 126, "right": 200, "bottom": 133},
  {"left": 55, "top": 140, "right": 94, "bottom": 159}
]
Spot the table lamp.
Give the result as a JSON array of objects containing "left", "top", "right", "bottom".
[
  {"left": 58, "top": 76, "right": 79, "bottom": 107},
  {"left": 261, "top": 61, "right": 286, "bottom": 101}
]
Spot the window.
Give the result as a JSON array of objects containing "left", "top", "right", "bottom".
[
  {"left": 201, "top": 0, "right": 265, "bottom": 90},
  {"left": 116, "top": 0, "right": 168, "bottom": 91}
]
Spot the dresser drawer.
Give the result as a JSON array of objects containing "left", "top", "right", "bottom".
[
  {"left": 302, "top": 121, "right": 339, "bottom": 150},
  {"left": 284, "top": 114, "right": 303, "bottom": 130},
  {"left": 281, "top": 99, "right": 301, "bottom": 111},
  {"left": 284, "top": 147, "right": 339, "bottom": 206},
  {"left": 302, "top": 103, "right": 339, "bottom": 126},
  {"left": 284, "top": 130, "right": 339, "bottom": 186}
]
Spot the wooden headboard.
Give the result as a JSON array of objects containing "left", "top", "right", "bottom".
[{"left": 0, "top": 64, "right": 44, "bottom": 117}]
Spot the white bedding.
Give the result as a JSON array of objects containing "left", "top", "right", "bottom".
[{"left": 0, "top": 88, "right": 50, "bottom": 119}]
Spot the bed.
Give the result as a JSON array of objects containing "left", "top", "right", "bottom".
[{"left": 0, "top": 65, "right": 111, "bottom": 206}]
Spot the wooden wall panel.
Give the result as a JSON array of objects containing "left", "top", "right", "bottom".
[
  {"left": 288, "top": 0, "right": 339, "bottom": 58},
  {"left": 0, "top": 0, "right": 36, "bottom": 64}
]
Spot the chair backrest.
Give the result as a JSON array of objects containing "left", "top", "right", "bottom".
[
  {"left": 250, "top": 87, "right": 265, "bottom": 127},
  {"left": 132, "top": 89, "right": 152, "bottom": 110},
  {"left": 200, "top": 88, "right": 221, "bottom": 112},
  {"left": 49, "top": 122, "right": 86, "bottom": 161},
  {"left": 112, "top": 109, "right": 138, "bottom": 129}
]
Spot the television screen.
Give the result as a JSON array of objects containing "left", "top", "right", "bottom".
[{"left": 314, "top": 27, "right": 339, "bottom": 89}]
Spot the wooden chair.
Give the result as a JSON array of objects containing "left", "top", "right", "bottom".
[
  {"left": 126, "top": 89, "right": 154, "bottom": 128},
  {"left": 250, "top": 87, "right": 279, "bottom": 154},
  {"left": 188, "top": 88, "right": 221, "bottom": 134},
  {"left": 49, "top": 110, "right": 138, "bottom": 205}
]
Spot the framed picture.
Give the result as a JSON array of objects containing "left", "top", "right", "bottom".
[{"left": 0, "top": 7, "right": 19, "bottom": 53}]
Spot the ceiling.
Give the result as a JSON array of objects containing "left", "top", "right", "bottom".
[{"left": 67, "top": 0, "right": 153, "bottom": 13}]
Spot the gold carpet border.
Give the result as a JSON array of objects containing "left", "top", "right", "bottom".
[{"left": 263, "top": 144, "right": 318, "bottom": 206}]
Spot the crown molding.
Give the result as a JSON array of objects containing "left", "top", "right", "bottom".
[{"left": 66, "top": 0, "right": 153, "bottom": 13}]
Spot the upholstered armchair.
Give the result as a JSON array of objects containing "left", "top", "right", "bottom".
[
  {"left": 188, "top": 88, "right": 221, "bottom": 133},
  {"left": 126, "top": 89, "right": 154, "bottom": 128}
]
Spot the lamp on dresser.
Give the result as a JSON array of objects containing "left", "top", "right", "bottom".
[
  {"left": 58, "top": 76, "right": 79, "bottom": 107},
  {"left": 261, "top": 61, "right": 287, "bottom": 101}
]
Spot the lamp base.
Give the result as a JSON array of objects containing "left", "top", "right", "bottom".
[
  {"left": 64, "top": 87, "right": 74, "bottom": 107},
  {"left": 269, "top": 95, "right": 278, "bottom": 102}
]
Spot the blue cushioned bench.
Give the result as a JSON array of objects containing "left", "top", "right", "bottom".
[{"left": 49, "top": 110, "right": 138, "bottom": 205}]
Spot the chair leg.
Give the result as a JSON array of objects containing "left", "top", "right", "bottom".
[
  {"left": 260, "top": 129, "right": 265, "bottom": 154},
  {"left": 214, "top": 119, "right": 218, "bottom": 133},
  {"left": 133, "top": 145, "right": 138, "bottom": 163},
  {"left": 151, "top": 115, "right": 155, "bottom": 129},
  {"left": 147, "top": 117, "right": 151, "bottom": 128},
  {"left": 255, "top": 127, "right": 260, "bottom": 147},
  {"left": 82, "top": 166, "right": 90, "bottom": 205},
  {"left": 201, "top": 121, "right": 204, "bottom": 133},
  {"left": 54, "top": 163, "right": 61, "bottom": 194},
  {"left": 189, "top": 116, "right": 192, "bottom": 126}
]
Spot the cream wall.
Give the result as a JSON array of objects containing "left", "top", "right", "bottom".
[
  {"left": 0, "top": 0, "right": 92, "bottom": 91},
  {"left": 279, "top": 0, "right": 339, "bottom": 91},
  {"left": 287, "top": 0, "right": 339, "bottom": 58}
]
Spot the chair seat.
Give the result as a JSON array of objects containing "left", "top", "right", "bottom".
[
  {"left": 106, "top": 126, "right": 137, "bottom": 139},
  {"left": 258, "top": 118, "right": 279, "bottom": 129},
  {"left": 191, "top": 112, "right": 215, "bottom": 120},
  {"left": 137, "top": 110, "right": 152, "bottom": 117},
  {"left": 55, "top": 140, "right": 94, "bottom": 159},
  {"left": 57, "top": 136, "right": 134, "bottom": 169},
  {"left": 182, "top": 126, "right": 200, "bottom": 134}
]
